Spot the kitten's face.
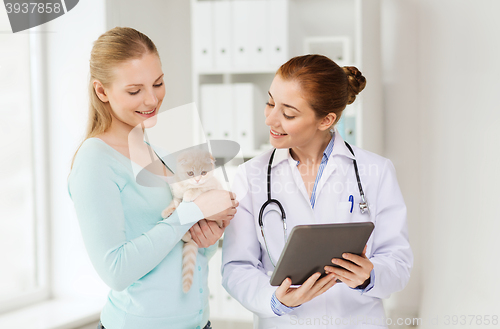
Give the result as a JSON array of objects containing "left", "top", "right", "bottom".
[{"left": 176, "top": 150, "right": 215, "bottom": 186}]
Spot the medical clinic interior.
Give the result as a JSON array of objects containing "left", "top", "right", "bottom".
[{"left": 0, "top": 0, "right": 499, "bottom": 328}]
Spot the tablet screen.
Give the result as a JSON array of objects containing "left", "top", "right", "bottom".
[{"left": 269, "top": 222, "right": 374, "bottom": 286}]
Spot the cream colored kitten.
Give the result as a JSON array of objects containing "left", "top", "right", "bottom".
[{"left": 161, "top": 149, "right": 222, "bottom": 293}]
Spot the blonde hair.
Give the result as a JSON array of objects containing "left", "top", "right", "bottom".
[{"left": 70, "top": 27, "right": 159, "bottom": 170}]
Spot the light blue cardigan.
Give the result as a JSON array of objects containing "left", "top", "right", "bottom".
[{"left": 68, "top": 138, "right": 217, "bottom": 329}]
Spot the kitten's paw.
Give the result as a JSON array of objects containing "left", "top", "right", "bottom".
[{"left": 161, "top": 206, "right": 175, "bottom": 219}]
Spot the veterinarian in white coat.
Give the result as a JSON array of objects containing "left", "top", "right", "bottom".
[{"left": 221, "top": 55, "right": 413, "bottom": 329}]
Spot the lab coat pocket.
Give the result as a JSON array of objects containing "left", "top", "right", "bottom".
[{"left": 335, "top": 201, "right": 354, "bottom": 223}]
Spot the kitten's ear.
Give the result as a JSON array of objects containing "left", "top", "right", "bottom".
[
  {"left": 178, "top": 158, "right": 188, "bottom": 166},
  {"left": 208, "top": 155, "right": 215, "bottom": 165}
]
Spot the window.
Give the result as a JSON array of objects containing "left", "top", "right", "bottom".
[{"left": 0, "top": 10, "right": 49, "bottom": 313}]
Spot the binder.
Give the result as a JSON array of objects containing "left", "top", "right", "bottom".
[
  {"left": 233, "top": 83, "right": 267, "bottom": 155},
  {"left": 201, "top": 84, "right": 234, "bottom": 141},
  {"left": 213, "top": 1, "right": 232, "bottom": 70},
  {"left": 193, "top": 1, "right": 214, "bottom": 71},
  {"left": 200, "top": 84, "right": 220, "bottom": 140},
  {"left": 218, "top": 84, "right": 234, "bottom": 141},
  {"left": 248, "top": 0, "right": 268, "bottom": 69},
  {"left": 267, "top": 0, "right": 288, "bottom": 67},
  {"left": 232, "top": 0, "right": 252, "bottom": 69},
  {"left": 233, "top": 84, "right": 254, "bottom": 153}
]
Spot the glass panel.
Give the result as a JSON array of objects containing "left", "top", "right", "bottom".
[{"left": 0, "top": 10, "right": 37, "bottom": 302}]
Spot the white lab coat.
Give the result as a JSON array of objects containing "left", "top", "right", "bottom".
[{"left": 221, "top": 130, "right": 413, "bottom": 329}]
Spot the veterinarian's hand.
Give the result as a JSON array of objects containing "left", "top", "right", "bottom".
[
  {"left": 324, "top": 245, "right": 373, "bottom": 289},
  {"left": 189, "top": 219, "right": 224, "bottom": 248},
  {"left": 275, "top": 272, "right": 338, "bottom": 308},
  {"left": 194, "top": 190, "right": 239, "bottom": 222}
]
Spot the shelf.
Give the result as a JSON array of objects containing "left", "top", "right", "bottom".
[
  {"left": 191, "top": 0, "right": 384, "bottom": 154},
  {"left": 198, "top": 68, "right": 277, "bottom": 75}
]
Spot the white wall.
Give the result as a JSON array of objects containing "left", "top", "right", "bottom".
[
  {"left": 382, "top": 0, "right": 500, "bottom": 326},
  {"left": 106, "top": 0, "right": 192, "bottom": 111},
  {"left": 417, "top": 0, "right": 500, "bottom": 320},
  {"left": 380, "top": 0, "right": 421, "bottom": 321}
]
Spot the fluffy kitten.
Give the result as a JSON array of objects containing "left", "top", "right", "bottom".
[{"left": 161, "top": 149, "right": 222, "bottom": 293}]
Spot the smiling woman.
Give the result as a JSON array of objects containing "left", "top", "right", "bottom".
[
  {"left": 93, "top": 55, "right": 164, "bottom": 124},
  {"left": 221, "top": 55, "right": 412, "bottom": 329},
  {"left": 67, "top": 27, "right": 237, "bottom": 329},
  {"left": 70, "top": 28, "right": 165, "bottom": 168}
]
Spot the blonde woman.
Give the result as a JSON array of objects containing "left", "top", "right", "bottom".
[{"left": 67, "top": 27, "right": 237, "bottom": 329}]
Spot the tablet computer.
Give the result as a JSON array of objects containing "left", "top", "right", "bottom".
[{"left": 269, "top": 222, "right": 374, "bottom": 286}]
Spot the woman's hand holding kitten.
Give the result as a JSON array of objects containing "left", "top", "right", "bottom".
[
  {"left": 189, "top": 219, "right": 224, "bottom": 248},
  {"left": 190, "top": 190, "right": 237, "bottom": 247},
  {"left": 193, "top": 190, "right": 239, "bottom": 221}
]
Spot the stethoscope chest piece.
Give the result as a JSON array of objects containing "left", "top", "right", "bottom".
[{"left": 359, "top": 194, "right": 369, "bottom": 214}]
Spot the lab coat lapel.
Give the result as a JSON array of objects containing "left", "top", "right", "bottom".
[
  {"left": 312, "top": 129, "right": 354, "bottom": 200},
  {"left": 287, "top": 156, "right": 312, "bottom": 208},
  {"left": 330, "top": 127, "right": 356, "bottom": 161},
  {"left": 273, "top": 148, "right": 311, "bottom": 205},
  {"left": 313, "top": 159, "right": 337, "bottom": 200},
  {"left": 270, "top": 148, "right": 289, "bottom": 168}
]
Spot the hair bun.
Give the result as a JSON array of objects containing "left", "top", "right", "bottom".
[{"left": 342, "top": 66, "right": 366, "bottom": 105}]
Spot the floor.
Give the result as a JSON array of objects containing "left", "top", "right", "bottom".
[
  {"left": 74, "top": 318, "right": 416, "bottom": 329},
  {"left": 74, "top": 320, "right": 253, "bottom": 329},
  {"left": 210, "top": 319, "right": 253, "bottom": 329}
]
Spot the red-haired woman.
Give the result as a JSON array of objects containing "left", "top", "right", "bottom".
[{"left": 221, "top": 54, "right": 413, "bottom": 329}]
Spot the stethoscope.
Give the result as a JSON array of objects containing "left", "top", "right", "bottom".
[{"left": 259, "top": 141, "right": 369, "bottom": 267}]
